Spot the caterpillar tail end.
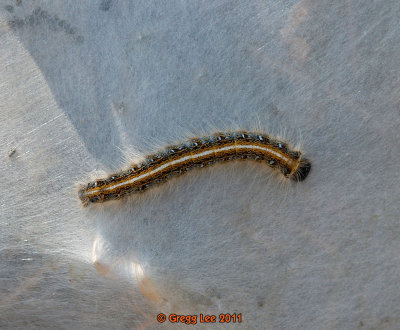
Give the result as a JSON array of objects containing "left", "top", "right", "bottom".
[
  {"left": 291, "top": 159, "right": 311, "bottom": 182},
  {"left": 78, "top": 187, "right": 90, "bottom": 206}
]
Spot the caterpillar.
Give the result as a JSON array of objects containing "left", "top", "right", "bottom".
[{"left": 78, "top": 131, "right": 311, "bottom": 205}]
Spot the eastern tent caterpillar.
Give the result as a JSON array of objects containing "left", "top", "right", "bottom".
[{"left": 78, "top": 131, "right": 311, "bottom": 205}]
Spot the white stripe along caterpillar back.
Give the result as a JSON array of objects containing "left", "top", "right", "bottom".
[{"left": 79, "top": 131, "right": 311, "bottom": 205}]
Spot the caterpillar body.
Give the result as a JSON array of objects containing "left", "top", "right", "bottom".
[{"left": 79, "top": 131, "right": 311, "bottom": 205}]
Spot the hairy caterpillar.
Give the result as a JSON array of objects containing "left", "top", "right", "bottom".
[{"left": 78, "top": 131, "right": 311, "bottom": 205}]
